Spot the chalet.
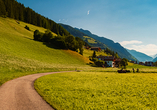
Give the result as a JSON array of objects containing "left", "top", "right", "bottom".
[
  {"left": 130, "top": 61, "right": 135, "bottom": 63},
  {"left": 96, "top": 56, "right": 121, "bottom": 67},
  {"left": 85, "top": 46, "right": 90, "bottom": 50},
  {"left": 91, "top": 47, "right": 101, "bottom": 52},
  {"left": 139, "top": 62, "right": 145, "bottom": 65},
  {"left": 145, "top": 61, "right": 154, "bottom": 66},
  {"left": 114, "top": 58, "right": 121, "bottom": 67}
]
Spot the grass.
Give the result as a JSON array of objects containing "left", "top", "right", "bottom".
[
  {"left": 83, "top": 48, "right": 109, "bottom": 59},
  {"left": 0, "top": 17, "right": 92, "bottom": 86},
  {"left": 83, "top": 36, "right": 97, "bottom": 44},
  {"left": 2, "top": 17, "right": 157, "bottom": 110},
  {"left": 35, "top": 72, "right": 157, "bottom": 110}
]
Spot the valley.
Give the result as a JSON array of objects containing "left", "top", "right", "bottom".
[{"left": 1, "top": 0, "right": 157, "bottom": 109}]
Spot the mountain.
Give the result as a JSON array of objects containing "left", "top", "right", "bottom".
[
  {"left": 59, "top": 23, "right": 108, "bottom": 48},
  {"left": 151, "top": 54, "right": 157, "bottom": 59},
  {"left": 60, "top": 23, "right": 137, "bottom": 61},
  {"left": 127, "top": 49, "right": 153, "bottom": 62},
  {"left": 75, "top": 28, "right": 136, "bottom": 61},
  {"left": 153, "top": 57, "right": 157, "bottom": 62}
]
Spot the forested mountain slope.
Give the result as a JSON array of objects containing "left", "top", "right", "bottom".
[{"left": 60, "top": 23, "right": 137, "bottom": 61}]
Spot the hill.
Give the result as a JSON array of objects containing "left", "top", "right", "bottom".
[
  {"left": 127, "top": 49, "right": 153, "bottom": 62},
  {"left": 76, "top": 28, "right": 137, "bottom": 61},
  {"left": 59, "top": 23, "right": 108, "bottom": 49},
  {"left": 153, "top": 57, "right": 157, "bottom": 62},
  {"left": 0, "top": 17, "right": 91, "bottom": 85},
  {"left": 60, "top": 23, "right": 136, "bottom": 61}
]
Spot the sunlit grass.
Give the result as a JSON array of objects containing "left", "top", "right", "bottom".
[
  {"left": 35, "top": 72, "right": 157, "bottom": 110},
  {"left": 83, "top": 48, "right": 109, "bottom": 59},
  {"left": 0, "top": 17, "right": 91, "bottom": 86}
]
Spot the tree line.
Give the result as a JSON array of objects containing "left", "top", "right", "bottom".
[
  {"left": 34, "top": 30, "right": 84, "bottom": 55},
  {"left": 0, "top": 0, "right": 70, "bottom": 36},
  {"left": 104, "top": 47, "right": 120, "bottom": 58}
]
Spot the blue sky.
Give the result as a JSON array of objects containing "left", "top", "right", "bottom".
[{"left": 17, "top": 0, "right": 157, "bottom": 56}]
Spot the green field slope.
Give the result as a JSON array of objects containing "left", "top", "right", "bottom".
[{"left": 0, "top": 17, "right": 92, "bottom": 85}]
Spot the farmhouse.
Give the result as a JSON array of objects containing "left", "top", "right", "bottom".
[
  {"left": 114, "top": 58, "right": 121, "bottom": 67},
  {"left": 139, "top": 62, "right": 145, "bottom": 65},
  {"left": 96, "top": 56, "right": 121, "bottom": 67},
  {"left": 145, "top": 61, "right": 154, "bottom": 66},
  {"left": 91, "top": 47, "right": 101, "bottom": 52}
]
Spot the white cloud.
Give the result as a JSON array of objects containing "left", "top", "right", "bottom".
[
  {"left": 120, "top": 40, "right": 142, "bottom": 46},
  {"left": 127, "top": 44, "right": 157, "bottom": 56},
  {"left": 59, "top": 19, "right": 61, "bottom": 21},
  {"left": 87, "top": 10, "right": 90, "bottom": 15},
  {"left": 120, "top": 40, "right": 157, "bottom": 55}
]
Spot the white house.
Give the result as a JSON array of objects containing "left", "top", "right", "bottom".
[{"left": 96, "top": 56, "right": 121, "bottom": 67}]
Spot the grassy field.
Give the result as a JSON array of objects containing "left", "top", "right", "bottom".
[
  {"left": 0, "top": 17, "right": 92, "bottom": 85},
  {"left": 35, "top": 72, "right": 157, "bottom": 110},
  {"left": 83, "top": 48, "right": 109, "bottom": 58},
  {"left": 83, "top": 36, "right": 97, "bottom": 44},
  {"left": 2, "top": 17, "right": 157, "bottom": 110}
]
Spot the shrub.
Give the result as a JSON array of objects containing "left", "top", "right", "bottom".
[
  {"left": 95, "top": 60, "right": 105, "bottom": 67},
  {"left": 33, "top": 30, "right": 43, "bottom": 41},
  {"left": 24, "top": 25, "right": 30, "bottom": 31}
]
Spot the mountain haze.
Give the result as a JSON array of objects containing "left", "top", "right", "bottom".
[{"left": 127, "top": 49, "right": 153, "bottom": 62}]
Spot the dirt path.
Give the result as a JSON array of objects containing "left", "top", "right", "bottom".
[{"left": 0, "top": 71, "right": 72, "bottom": 110}]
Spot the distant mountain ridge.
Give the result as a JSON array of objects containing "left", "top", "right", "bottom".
[
  {"left": 75, "top": 28, "right": 136, "bottom": 61},
  {"left": 60, "top": 23, "right": 137, "bottom": 61},
  {"left": 151, "top": 54, "right": 157, "bottom": 59},
  {"left": 126, "top": 49, "right": 153, "bottom": 62},
  {"left": 59, "top": 23, "right": 108, "bottom": 48}
]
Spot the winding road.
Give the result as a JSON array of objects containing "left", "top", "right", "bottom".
[{"left": 0, "top": 71, "right": 71, "bottom": 110}]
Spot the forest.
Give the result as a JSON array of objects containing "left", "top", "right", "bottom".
[
  {"left": 0, "top": 0, "right": 70, "bottom": 36},
  {"left": 0, "top": 0, "right": 87, "bottom": 55}
]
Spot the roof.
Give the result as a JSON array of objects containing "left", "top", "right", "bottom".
[
  {"left": 91, "top": 47, "right": 100, "bottom": 49},
  {"left": 97, "top": 56, "right": 115, "bottom": 61},
  {"left": 115, "top": 58, "right": 121, "bottom": 62}
]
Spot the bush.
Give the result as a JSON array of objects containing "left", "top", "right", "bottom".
[
  {"left": 24, "top": 25, "right": 30, "bottom": 31},
  {"left": 95, "top": 60, "right": 105, "bottom": 67},
  {"left": 33, "top": 30, "right": 43, "bottom": 41},
  {"left": 42, "top": 30, "right": 53, "bottom": 42}
]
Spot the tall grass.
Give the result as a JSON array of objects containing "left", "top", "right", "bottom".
[{"left": 35, "top": 72, "right": 157, "bottom": 110}]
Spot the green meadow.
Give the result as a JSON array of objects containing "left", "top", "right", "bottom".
[
  {"left": 0, "top": 17, "right": 92, "bottom": 85},
  {"left": 35, "top": 72, "right": 157, "bottom": 110},
  {"left": 2, "top": 17, "right": 157, "bottom": 110}
]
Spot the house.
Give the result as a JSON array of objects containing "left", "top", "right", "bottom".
[
  {"left": 139, "top": 62, "right": 145, "bottom": 65},
  {"left": 114, "top": 58, "right": 121, "bottom": 67},
  {"left": 96, "top": 56, "right": 121, "bottom": 67},
  {"left": 145, "top": 61, "right": 154, "bottom": 66},
  {"left": 130, "top": 61, "right": 135, "bottom": 63},
  {"left": 85, "top": 46, "right": 90, "bottom": 50},
  {"left": 91, "top": 47, "right": 101, "bottom": 51}
]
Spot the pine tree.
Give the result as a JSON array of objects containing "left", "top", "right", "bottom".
[
  {"left": 92, "top": 51, "right": 96, "bottom": 58},
  {"left": 0, "top": 0, "right": 6, "bottom": 17}
]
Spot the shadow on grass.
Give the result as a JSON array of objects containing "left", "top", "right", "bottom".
[{"left": 43, "top": 42, "right": 68, "bottom": 50}]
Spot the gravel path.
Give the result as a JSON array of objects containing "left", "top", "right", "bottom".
[{"left": 0, "top": 71, "right": 72, "bottom": 110}]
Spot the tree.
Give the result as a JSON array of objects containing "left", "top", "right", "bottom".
[
  {"left": 0, "top": 0, "right": 6, "bottom": 17},
  {"left": 154, "top": 61, "right": 157, "bottom": 67},
  {"left": 115, "top": 52, "right": 120, "bottom": 58},
  {"left": 75, "top": 37, "right": 84, "bottom": 55},
  {"left": 33, "top": 30, "right": 43, "bottom": 41},
  {"left": 65, "top": 35, "right": 77, "bottom": 51},
  {"left": 92, "top": 51, "right": 96, "bottom": 59},
  {"left": 42, "top": 30, "right": 53, "bottom": 42},
  {"left": 119, "top": 58, "right": 128, "bottom": 69}
]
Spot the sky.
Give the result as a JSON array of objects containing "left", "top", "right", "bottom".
[{"left": 17, "top": 0, "right": 157, "bottom": 56}]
